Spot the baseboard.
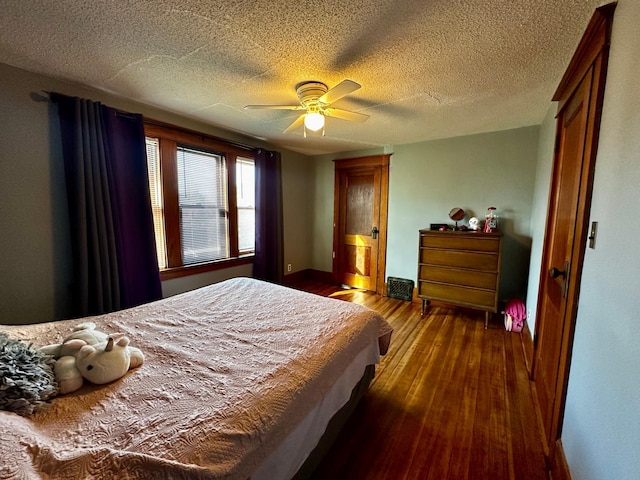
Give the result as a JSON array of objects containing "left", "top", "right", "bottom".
[
  {"left": 282, "top": 269, "right": 334, "bottom": 286},
  {"left": 549, "top": 439, "right": 572, "bottom": 480},
  {"left": 412, "top": 287, "right": 420, "bottom": 303},
  {"left": 309, "top": 269, "right": 334, "bottom": 284},
  {"left": 521, "top": 320, "right": 535, "bottom": 375},
  {"left": 282, "top": 269, "right": 309, "bottom": 286}
]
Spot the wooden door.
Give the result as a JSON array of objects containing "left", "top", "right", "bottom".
[
  {"left": 534, "top": 69, "right": 592, "bottom": 445},
  {"left": 338, "top": 168, "right": 379, "bottom": 290},
  {"left": 333, "top": 155, "right": 389, "bottom": 294},
  {"left": 532, "top": 4, "right": 615, "bottom": 467}
]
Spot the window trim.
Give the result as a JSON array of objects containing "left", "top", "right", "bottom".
[
  {"left": 159, "top": 256, "right": 254, "bottom": 281},
  {"left": 144, "top": 121, "right": 256, "bottom": 281}
]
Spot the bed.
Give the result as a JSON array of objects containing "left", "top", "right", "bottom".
[{"left": 0, "top": 277, "right": 392, "bottom": 479}]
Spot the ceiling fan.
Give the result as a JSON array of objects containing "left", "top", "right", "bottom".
[{"left": 244, "top": 79, "right": 370, "bottom": 136}]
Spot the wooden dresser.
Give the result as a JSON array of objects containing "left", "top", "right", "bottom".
[{"left": 417, "top": 229, "right": 502, "bottom": 327}]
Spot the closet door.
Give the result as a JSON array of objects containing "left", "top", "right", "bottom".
[{"left": 532, "top": 3, "right": 615, "bottom": 471}]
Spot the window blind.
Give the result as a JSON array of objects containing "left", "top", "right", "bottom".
[
  {"left": 145, "top": 138, "right": 167, "bottom": 269},
  {"left": 236, "top": 157, "right": 255, "bottom": 253},
  {"left": 177, "top": 147, "right": 229, "bottom": 264}
]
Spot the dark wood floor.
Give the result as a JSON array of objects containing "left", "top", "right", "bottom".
[{"left": 293, "top": 281, "right": 548, "bottom": 480}]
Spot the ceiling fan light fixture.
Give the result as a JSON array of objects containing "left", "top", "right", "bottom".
[
  {"left": 304, "top": 111, "right": 324, "bottom": 131},
  {"left": 246, "top": 79, "right": 365, "bottom": 135}
]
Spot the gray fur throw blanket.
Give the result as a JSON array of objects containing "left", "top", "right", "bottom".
[{"left": 0, "top": 333, "right": 58, "bottom": 416}]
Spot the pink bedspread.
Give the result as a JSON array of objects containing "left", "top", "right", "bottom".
[{"left": 0, "top": 277, "right": 392, "bottom": 479}]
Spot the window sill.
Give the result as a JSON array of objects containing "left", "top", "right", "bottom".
[{"left": 159, "top": 256, "right": 254, "bottom": 281}]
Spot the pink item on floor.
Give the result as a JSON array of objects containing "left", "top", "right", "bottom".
[{"left": 504, "top": 298, "right": 526, "bottom": 332}]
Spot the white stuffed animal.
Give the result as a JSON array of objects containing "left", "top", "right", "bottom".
[{"left": 40, "top": 322, "right": 144, "bottom": 394}]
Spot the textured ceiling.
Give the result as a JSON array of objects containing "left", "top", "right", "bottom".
[{"left": 0, "top": 0, "right": 602, "bottom": 155}]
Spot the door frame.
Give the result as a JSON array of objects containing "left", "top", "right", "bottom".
[
  {"left": 532, "top": 3, "right": 615, "bottom": 472},
  {"left": 332, "top": 154, "right": 390, "bottom": 295}
]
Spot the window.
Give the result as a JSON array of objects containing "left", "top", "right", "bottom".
[
  {"left": 177, "top": 146, "right": 229, "bottom": 265},
  {"left": 145, "top": 138, "right": 168, "bottom": 269},
  {"left": 236, "top": 157, "right": 255, "bottom": 254},
  {"left": 145, "top": 123, "right": 255, "bottom": 279}
]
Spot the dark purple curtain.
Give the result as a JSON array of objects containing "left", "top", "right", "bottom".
[
  {"left": 253, "top": 149, "right": 284, "bottom": 284},
  {"left": 53, "top": 93, "right": 162, "bottom": 317}
]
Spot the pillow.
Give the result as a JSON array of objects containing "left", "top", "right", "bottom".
[{"left": 0, "top": 333, "right": 59, "bottom": 416}]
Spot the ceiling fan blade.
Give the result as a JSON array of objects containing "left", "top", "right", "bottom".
[
  {"left": 324, "top": 108, "right": 370, "bottom": 123},
  {"left": 283, "top": 115, "right": 305, "bottom": 133},
  {"left": 318, "top": 79, "right": 361, "bottom": 105},
  {"left": 244, "top": 104, "right": 302, "bottom": 110}
]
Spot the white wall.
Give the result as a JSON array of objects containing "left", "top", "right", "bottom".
[{"left": 561, "top": 1, "right": 640, "bottom": 478}]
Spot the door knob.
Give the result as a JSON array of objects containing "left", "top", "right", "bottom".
[
  {"left": 550, "top": 261, "right": 570, "bottom": 297},
  {"left": 372, "top": 226, "right": 379, "bottom": 240}
]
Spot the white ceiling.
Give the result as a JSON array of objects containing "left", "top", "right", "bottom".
[{"left": 0, "top": 0, "right": 602, "bottom": 155}]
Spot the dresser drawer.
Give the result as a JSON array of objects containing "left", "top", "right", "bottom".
[
  {"left": 417, "top": 230, "right": 502, "bottom": 317},
  {"left": 418, "top": 265, "right": 497, "bottom": 289},
  {"left": 420, "top": 249, "right": 499, "bottom": 271},
  {"left": 419, "top": 281, "right": 497, "bottom": 310},
  {"left": 420, "top": 234, "right": 500, "bottom": 252}
]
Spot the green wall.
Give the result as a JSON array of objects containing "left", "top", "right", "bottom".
[
  {"left": 2, "top": 4, "right": 638, "bottom": 476},
  {"left": 0, "top": 62, "right": 314, "bottom": 324},
  {"left": 388, "top": 127, "right": 539, "bottom": 301},
  {"left": 0, "top": 63, "right": 71, "bottom": 324},
  {"left": 525, "top": 103, "right": 556, "bottom": 334},
  {"left": 0, "top": 60, "right": 540, "bottom": 325},
  {"left": 311, "top": 129, "right": 539, "bottom": 302}
]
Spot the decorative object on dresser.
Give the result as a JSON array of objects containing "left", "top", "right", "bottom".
[
  {"left": 417, "top": 229, "right": 502, "bottom": 328},
  {"left": 484, "top": 206, "right": 498, "bottom": 233},
  {"left": 448, "top": 207, "right": 465, "bottom": 230}
]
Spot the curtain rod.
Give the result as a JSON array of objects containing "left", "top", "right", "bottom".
[
  {"left": 38, "top": 91, "right": 154, "bottom": 121},
  {"left": 143, "top": 118, "right": 258, "bottom": 153},
  {"left": 35, "top": 90, "right": 259, "bottom": 153}
]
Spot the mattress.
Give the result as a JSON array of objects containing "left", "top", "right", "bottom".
[{"left": 0, "top": 277, "right": 392, "bottom": 479}]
